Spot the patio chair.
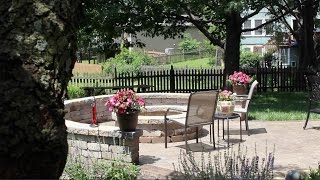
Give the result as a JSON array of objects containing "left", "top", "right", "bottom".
[
  {"left": 164, "top": 90, "right": 219, "bottom": 151},
  {"left": 233, "top": 80, "right": 259, "bottom": 135},
  {"left": 304, "top": 75, "right": 320, "bottom": 129}
]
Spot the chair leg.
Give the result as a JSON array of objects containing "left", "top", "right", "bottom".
[
  {"left": 196, "top": 127, "right": 199, "bottom": 143},
  {"left": 164, "top": 118, "right": 168, "bottom": 148},
  {"left": 212, "top": 121, "right": 215, "bottom": 149},
  {"left": 245, "top": 113, "right": 250, "bottom": 136},
  {"left": 240, "top": 117, "right": 242, "bottom": 141},
  {"left": 185, "top": 127, "right": 189, "bottom": 152},
  {"left": 304, "top": 111, "right": 311, "bottom": 129},
  {"left": 209, "top": 124, "right": 212, "bottom": 143}
]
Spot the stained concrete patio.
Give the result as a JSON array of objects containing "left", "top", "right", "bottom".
[{"left": 138, "top": 120, "right": 320, "bottom": 179}]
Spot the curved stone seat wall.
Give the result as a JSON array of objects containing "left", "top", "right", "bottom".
[
  {"left": 64, "top": 93, "right": 190, "bottom": 124},
  {"left": 64, "top": 93, "right": 203, "bottom": 146}
]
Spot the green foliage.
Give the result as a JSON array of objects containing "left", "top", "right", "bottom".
[
  {"left": 304, "top": 163, "right": 320, "bottom": 180},
  {"left": 64, "top": 157, "right": 140, "bottom": 180},
  {"left": 240, "top": 51, "right": 262, "bottom": 68},
  {"left": 175, "top": 144, "right": 275, "bottom": 180},
  {"left": 178, "top": 33, "right": 201, "bottom": 51},
  {"left": 67, "top": 85, "right": 86, "bottom": 99},
  {"left": 103, "top": 48, "right": 154, "bottom": 74}
]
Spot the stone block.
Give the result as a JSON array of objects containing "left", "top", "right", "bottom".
[
  {"left": 142, "top": 130, "right": 162, "bottom": 137},
  {"left": 100, "top": 144, "right": 109, "bottom": 152},
  {"left": 101, "top": 136, "right": 119, "bottom": 145},
  {"left": 139, "top": 137, "right": 152, "bottom": 143},
  {"left": 81, "top": 150, "right": 89, "bottom": 157},
  {"left": 109, "top": 145, "right": 130, "bottom": 154},
  {"left": 71, "top": 134, "right": 96, "bottom": 142},
  {"left": 87, "top": 142, "right": 101, "bottom": 151},
  {"left": 151, "top": 136, "right": 165, "bottom": 143},
  {"left": 69, "top": 111, "right": 81, "bottom": 118},
  {"left": 170, "top": 135, "right": 185, "bottom": 142},
  {"left": 101, "top": 151, "right": 113, "bottom": 160},
  {"left": 68, "top": 139, "right": 87, "bottom": 150}
]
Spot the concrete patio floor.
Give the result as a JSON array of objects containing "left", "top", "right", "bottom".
[{"left": 138, "top": 120, "right": 320, "bottom": 179}]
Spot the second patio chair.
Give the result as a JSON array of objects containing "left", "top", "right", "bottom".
[
  {"left": 164, "top": 90, "right": 219, "bottom": 151},
  {"left": 304, "top": 75, "right": 320, "bottom": 129},
  {"left": 233, "top": 80, "right": 259, "bottom": 135}
]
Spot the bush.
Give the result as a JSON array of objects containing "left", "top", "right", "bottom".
[
  {"left": 63, "top": 157, "right": 140, "bottom": 180},
  {"left": 103, "top": 48, "right": 154, "bottom": 75},
  {"left": 67, "top": 85, "right": 86, "bottom": 99},
  {"left": 179, "top": 33, "right": 201, "bottom": 51},
  {"left": 175, "top": 144, "right": 275, "bottom": 180},
  {"left": 240, "top": 51, "right": 262, "bottom": 68},
  {"left": 304, "top": 163, "right": 320, "bottom": 180}
]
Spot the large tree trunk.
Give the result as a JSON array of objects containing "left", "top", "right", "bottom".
[
  {"left": 224, "top": 11, "right": 242, "bottom": 77},
  {"left": 300, "top": 0, "right": 316, "bottom": 69},
  {"left": 0, "top": 1, "right": 81, "bottom": 178}
]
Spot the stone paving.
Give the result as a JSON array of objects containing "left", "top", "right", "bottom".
[{"left": 138, "top": 119, "right": 320, "bottom": 179}]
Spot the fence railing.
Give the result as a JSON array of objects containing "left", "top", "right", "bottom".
[{"left": 69, "top": 65, "right": 307, "bottom": 94}]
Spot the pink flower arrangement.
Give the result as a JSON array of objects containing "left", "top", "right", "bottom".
[
  {"left": 228, "top": 71, "right": 251, "bottom": 85},
  {"left": 105, "top": 89, "right": 145, "bottom": 114},
  {"left": 218, "top": 90, "right": 236, "bottom": 101}
]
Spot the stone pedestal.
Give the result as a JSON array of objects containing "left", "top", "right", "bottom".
[{"left": 67, "top": 122, "right": 143, "bottom": 164}]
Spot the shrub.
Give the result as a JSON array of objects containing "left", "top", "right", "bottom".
[
  {"left": 67, "top": 85, "right": 86, "bottom": 99},
  {"left": 103, "top": 48, "right": 153, "bottom": 75},
  {"left": 63, "top": 156, "right": 140, "bottom": 180},
  {"left": 240, "top": 51, "right": 262, "bottom": 68},
  {"left": 178, "top": 33, "right": 201, "bottom": 51},
  {"left": 174, "top": 144, "right": 275, "bottom": 180},
  {"left": 304, "top": 163, "right": 320, "bottom": 180}
]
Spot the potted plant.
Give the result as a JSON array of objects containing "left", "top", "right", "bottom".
[
  {"left": 228, "top": 71, "right": 251, "bottom": 95},
  {"left": 105, "top": 89, "right": 145, "bottom": 131},
  {"left": 216, "top": 90, "right": 236, "bottom": 116}
]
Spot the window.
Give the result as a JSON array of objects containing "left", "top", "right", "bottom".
[
  {"left": 243, "top": 20, "right": 251, "bottom": 35},
  {"left": 254, "top": 20, "right": 263, "bottom": 35},
  {"left": 292, "top": 19, "right": 299, "bottom": 31},
  {"left": 264, "top": 19, "right": 273, "bottom": 35}
]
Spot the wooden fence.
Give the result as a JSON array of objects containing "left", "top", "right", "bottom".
[{"left": 69, "top": 65, "right": 307, "bottom": 94}]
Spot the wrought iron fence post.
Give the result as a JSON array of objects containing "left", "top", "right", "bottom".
[{"left": 170, "top": 65, "right": 175, "bottom": 93}]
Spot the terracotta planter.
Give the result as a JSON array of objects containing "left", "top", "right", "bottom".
[
  {"left": 116, "top": 111, "right": 139, "bottom": 132},
  {"left": 232, "top": 84, "right": 248, "bottom": 95},
  {"left": 216, "top": 101, "right": 235, "bottom": 116}
]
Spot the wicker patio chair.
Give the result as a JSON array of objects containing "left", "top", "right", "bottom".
[
  {"left": 164, "top": 90, "right": 219, "bottom": 151},
  {"left": 304, "top": 75, "right": 320, "bottom": 129},
  {"left": 233, "top": 80, "right": 259, "bottom": 135}
]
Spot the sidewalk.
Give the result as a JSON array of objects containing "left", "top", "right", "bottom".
[{"left": 138, "top": 120, "right": 320, "bottom": 179}]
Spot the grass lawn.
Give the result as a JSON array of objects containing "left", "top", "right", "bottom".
[
  {"left": 250, "top": 91, "right": 320, "bottom": 121},
  {"left": 164, "top": 57, "right": 215, "bottom": 68}
]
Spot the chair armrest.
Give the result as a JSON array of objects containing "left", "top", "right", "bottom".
[
  {"left": 235, "top": 95, "right": 249, "bottom": 98},
  {"left": 234, "top": 95, "right": 251, "bottom": 101},
  {"left": 164, "top": 108, "right": 186, "bottom": 120}
]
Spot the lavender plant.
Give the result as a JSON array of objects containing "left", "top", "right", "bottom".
[{"left": 174, "top": 144, "right": 275, "bottom": 180}]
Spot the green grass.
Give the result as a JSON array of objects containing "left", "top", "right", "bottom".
[
  {"left": 250, "top": 92, "right": 320, "bottom": 121},
  {"left": 164, "top": 57, "right": 215, "bottom": 68}
]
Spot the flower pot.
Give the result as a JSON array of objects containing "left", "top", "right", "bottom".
[
  {"left": 216, "top": 101, "right": 235, "bottom": 116},
  {"left": 232, "top": 84, "right": 248, "bottom": 95},
  {"left": 116, "top": 111, "right": 139, "bottom": 132}
]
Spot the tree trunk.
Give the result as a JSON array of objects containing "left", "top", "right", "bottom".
[
  {"left": 0, "top": 1, "right": 81, "bottom": 178},
  {"left": 224, "top": 11, "right": 242, "bottom": 81},
  {"left": 300, "top": 0, "right": 316, "bottom": 69}
]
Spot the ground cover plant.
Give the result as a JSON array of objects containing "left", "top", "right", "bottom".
[
  {"left": 63, "top": 156, "right": 140, "bottom": 180},
  {"left": 175, "top": 144, "right": 275, "bottom": 180}
]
